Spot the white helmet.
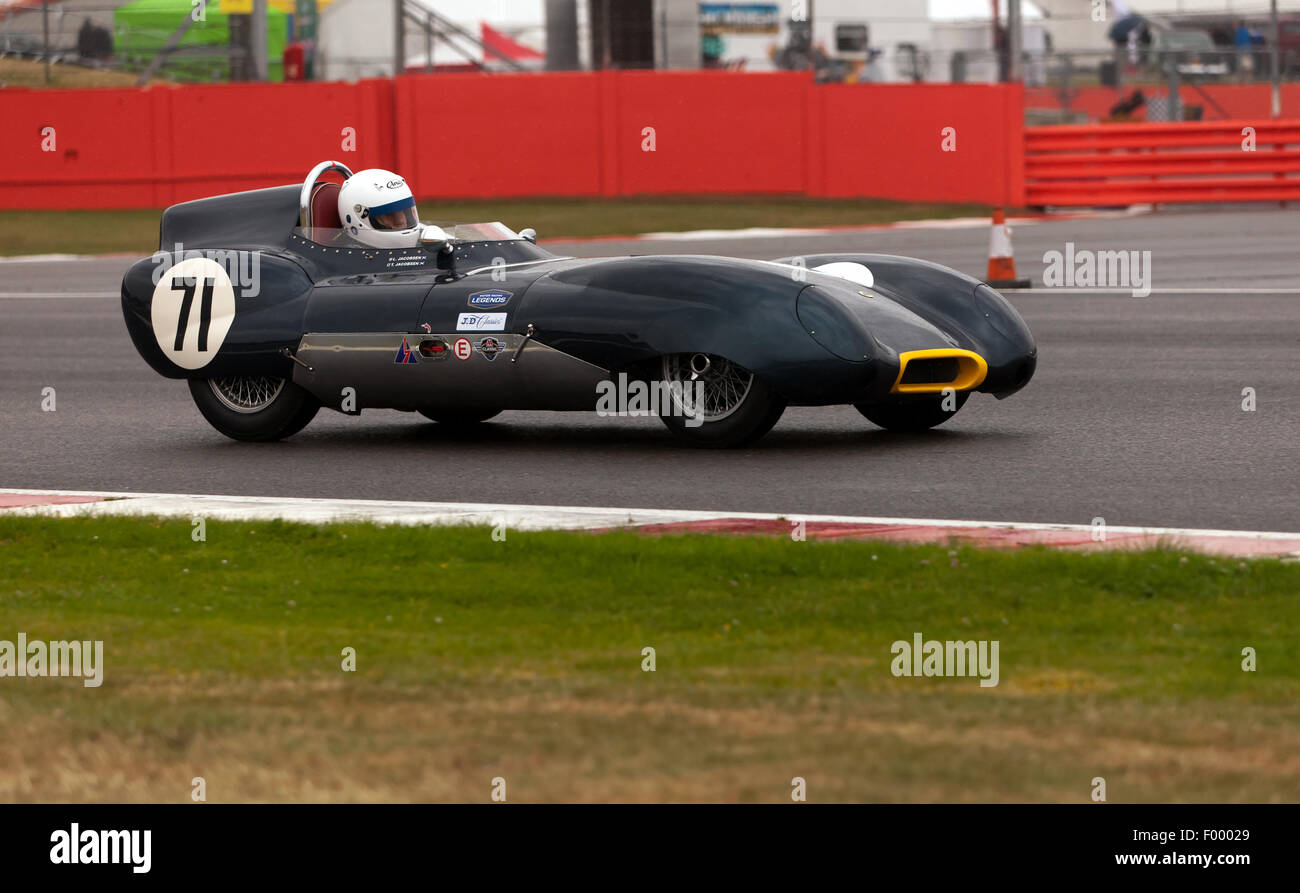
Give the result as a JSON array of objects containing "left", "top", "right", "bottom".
[{"left": 337, "top": 169, "right": 421, "bottom": 249}]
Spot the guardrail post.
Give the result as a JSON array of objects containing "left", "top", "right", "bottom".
[
  {"left": 1008, "top": 82, "right": 1026, "bottom": 207},
  {"left": 1271, "top": 0, "right": 1282, "bottom": 118},
  {"left": 1062, "top": 54, "right": 1073, "bottom": 119},
  {"left": 1167, "top": 54, "right": 1182, "bottom": 122},
  {"left": 394, "top": 0, "right": 405, "bottom": 74},
  {"left": 41, "top": 0, "right": 50, "bottom": 84}
]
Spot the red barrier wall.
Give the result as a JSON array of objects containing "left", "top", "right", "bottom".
[
  {"left": 611, "top": 71, "right": 811, "bottom": 195},
  {"left": 0, "top": 72, "right": 1023, "bottom": 210},
  {"left": 1024, "top": 119, "right": 1300, "bottom": 206},
  {"left": 814, "top": 83, "right": 1024, "bottom": 204},
  {"left": 0, "top": 79, "right": 397, "bottom": 210},
  {"left": 394, "top": 72, "right": 606, "bottom": 198},
  {"left": 393, "top": 73, "right": 1021, "bottom": 202}
]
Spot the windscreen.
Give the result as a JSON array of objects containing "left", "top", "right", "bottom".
[{"left": 437, "top": 222, "right": 520, "bottom": 241}]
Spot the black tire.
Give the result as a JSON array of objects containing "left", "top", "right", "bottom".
[
  {"left": 188, "top": 376, "right": 320, "bottom": 442},
  {"left": 657, "top": 354, "right": 786, "bottom": 448},
  {"left": 855, "top": 391, "right": 968, "bottom": 432},
  {"left": 418, "top": 408, "right": 502, "bottom": 425}
]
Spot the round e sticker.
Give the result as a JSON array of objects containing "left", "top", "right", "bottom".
[
  {"left": 150, "top": 257, "right": 236, "bottom": 370},
  {"left": 453, "top": 337, "right": 472, "bottom": 361}
]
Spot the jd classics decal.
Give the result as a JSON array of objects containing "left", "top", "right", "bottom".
[{"left": 457, "top": 312, "right": 507, "bottom": 332}]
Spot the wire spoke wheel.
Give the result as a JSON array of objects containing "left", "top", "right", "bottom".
[
  {"left": 189, "top": 375, "right": 318, "bottom": 442},
  {"left": 208, "top": 376, "right": 286, "bottom": 414},
  {"left": 661, "top": 353, "right": 754, "bottom": 423}
]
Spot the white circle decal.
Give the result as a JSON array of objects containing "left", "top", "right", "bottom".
[{"left": 150, "top": 257, "right": 237, "bottom": 370}]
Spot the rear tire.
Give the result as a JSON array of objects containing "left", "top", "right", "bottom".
[
  {"left": 188, "top": 376, "right": 319, "bottom": 442},
  {"left": 855, "top": 392, "right": 968, "bottom": 432},
  {"left": 657, "top": 353, "right": 785, "bottom": 448},
  {"left": 418, "top": 408, "right": 501, "bottom": 425}
]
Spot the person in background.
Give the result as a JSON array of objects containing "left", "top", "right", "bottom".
[{"left": 1235, "top": 19, "right": 1256, "bottom": 79}]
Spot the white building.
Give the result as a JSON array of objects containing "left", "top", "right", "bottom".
[
  {"left": 318, "top": 0, "right": 1300, "bottom": 84},
  {"left": 669, "top": 0, "right": 937, "bottom": 81},
  {"left": 317, "top": 0, "right": 544, "bottom": 81}
]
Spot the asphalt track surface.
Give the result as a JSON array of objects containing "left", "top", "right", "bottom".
[{"left": 1, "top": 208, "right": 1297, "bottom": 531}]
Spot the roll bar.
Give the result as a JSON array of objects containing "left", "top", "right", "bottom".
[{"left": 297, "top": 160, "right": 356, "bottom": 227}]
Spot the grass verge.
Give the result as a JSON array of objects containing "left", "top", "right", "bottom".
[
  {"left": 1, "top": 197, "right": 999, "bottom": 257},
  {"left": 2, "top": 515, "right": 1295, "bottom": 803},
  {"left": 0, "top": 58, "right": 169, "bottom": 90}
]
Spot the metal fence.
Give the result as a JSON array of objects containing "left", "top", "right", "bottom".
[
  {"left": 8, "top": 6, "right": 1300, "bottom": 96},
  {"left": 0, "top": 2, "right": 242, "bottom": 83}
]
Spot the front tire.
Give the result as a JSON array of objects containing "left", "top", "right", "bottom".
[
  {"left": 188, "top": 376, "right": 320, "bottom": 442},
  {"left": 657, "top": 353, "right": 785, "bottom": 448},
  {"left": 855, "top": 391, "right": 968, "bottom": 432}
]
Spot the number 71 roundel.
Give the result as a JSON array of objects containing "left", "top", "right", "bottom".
[{"left": 150, "top": 257, "right": 237, "bottom": 370}]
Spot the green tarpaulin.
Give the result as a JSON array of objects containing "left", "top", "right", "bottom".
[{"left": 113, "top": 0, "right": 288, "bottom": 82}]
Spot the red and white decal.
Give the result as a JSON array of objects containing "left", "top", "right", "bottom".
[{"left": 453, "top": 337, "right": 472, "bottom": 361}]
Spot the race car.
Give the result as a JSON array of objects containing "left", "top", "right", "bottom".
[{"left": 119, "top": 161, "right": 1037, "bottom": 448}]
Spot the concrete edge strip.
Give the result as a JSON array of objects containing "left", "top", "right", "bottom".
[{"left": 1, "top": 488, "right": 1297, "bottom": 557}]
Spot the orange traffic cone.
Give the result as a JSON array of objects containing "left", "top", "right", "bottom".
[{"left": 984, "top": 208, "right": 1031, "bottom": 289}]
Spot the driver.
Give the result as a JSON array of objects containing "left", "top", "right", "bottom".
[{"left": 337, "top": 169, "right": 425, "bottom": 249}]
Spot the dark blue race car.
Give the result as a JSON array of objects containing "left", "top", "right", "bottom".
[{"left": 120, "top": 162, "right": 1037, "bottom": 447}]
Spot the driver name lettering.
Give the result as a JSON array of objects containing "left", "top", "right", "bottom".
[{"left": 384, "top": 252, "right": 428, "bottom": 269}]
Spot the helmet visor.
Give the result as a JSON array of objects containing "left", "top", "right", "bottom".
[{"left": 369, "top": 197, "right": 419, "bottom": 231}]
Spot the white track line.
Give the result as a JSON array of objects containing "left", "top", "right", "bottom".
[
  {"left": 640, "top": 226, "right": 834, "bottom": 240},
  {"left": 639, "top": 217, "right": 1035, "bottom": 241},
  {"left": 626, "top": 208, "right": 1151, "bottom": 241},
  {"left": 0, "top": 254, "right": 98, "bottom": 264},
  {"left": 1, "top": 488, "right": 1297, "bottom": 543},
  {"left": 1005, "top": 287, "right": 1300, "bottom": 295},
  {"left": 0, "top": 292, "right": 119, "bottom": 299}
]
